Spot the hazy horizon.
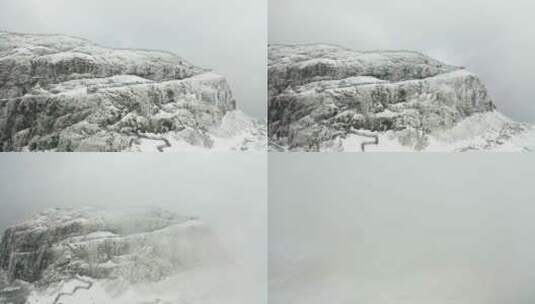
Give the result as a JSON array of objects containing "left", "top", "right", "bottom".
[{"left": 270, "top": 153, "right": 535, "bottom": 304}]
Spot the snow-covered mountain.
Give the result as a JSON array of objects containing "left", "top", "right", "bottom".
[
  {"left": 0, "top": 207, "right": 249, "bottom": 304},
  {"left": 268, "top": 44, "right": 535, "bottom": 152},
  {"left": 0, "top": 32, "right": 265, "bottom": 152}
]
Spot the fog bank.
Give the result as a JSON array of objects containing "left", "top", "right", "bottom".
[
  {"left": 269, "top": 153, "right": 535, "bottom": 304},
  {"left": 0, "top": 153, "right": 267, "bottom": 302}
]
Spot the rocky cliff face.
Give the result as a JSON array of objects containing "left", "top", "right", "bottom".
[
  {"left": 0, "top": 32, "right": 264, "bottom": 151},
  {"left": 0, "top": 208, "right": 218, "bottom": 288},
  {"left": 268, "top": 44, "right": 534, "bottom": 151}
]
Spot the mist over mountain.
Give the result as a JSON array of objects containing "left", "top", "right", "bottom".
[
  {"left": 0, "top": 153, "right": 267, "bottom": 304},
  {"left": 0, "top": 207, "right": 248, "bottom": 304}
]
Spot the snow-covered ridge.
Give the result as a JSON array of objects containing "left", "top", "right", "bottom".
[
  {"left": 269, "top": 44, "right": 460, "bottom": 94},
  {"left": 0, "top": 32, "right": 265, "bottom": 151},
  {"left": 268, "top": 43, "right": 534, "bottom": 152},
  {"left": 0, "top": 31, "right": 205, "bottom": 99}
]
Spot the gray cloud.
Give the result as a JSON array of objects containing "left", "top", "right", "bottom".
[
  {"left": 0, "top": 0, "right": 267, "bottom": 119},
  {"left": 269, "top": 154, "right": 535, "bottom": 304},
  {"left": 269, "top": 0, "right": 535, "bottom": 122}
]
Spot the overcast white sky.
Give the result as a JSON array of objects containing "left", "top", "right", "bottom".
[
  {"left": 269, "top": 0, "right": 535, "bottom": 122},
  {"left": 0, "top": 153, "right": 267, "bottom": 299},
  {"left": 0, "top": 0, "right": 267, "bottom": 119},
  {"left": 270, "top": 154, "right": 535, "bottom": 304}
]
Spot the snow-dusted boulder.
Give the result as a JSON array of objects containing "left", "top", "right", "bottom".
[
  {"left": 0, "top": 32, "right": 264, "bottom": 151},
  {"left": 268, "top": 44, "right": 534, "bottom": 151}
]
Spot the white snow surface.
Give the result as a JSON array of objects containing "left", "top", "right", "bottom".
[
  {"left": 128, "top": 110, "right": 266, "bottom": 152},
  {"left": 27, "top": 264, "right": 258, "bottom": 304},
  {"left": 340, "top": 111, "right": 535, "bottom": 152}
]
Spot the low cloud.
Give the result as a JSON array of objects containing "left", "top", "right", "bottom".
[{"left": 269, "top": 154, "right": 535, "bottom": 304}]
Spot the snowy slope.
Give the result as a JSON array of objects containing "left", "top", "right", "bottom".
[
  {"left": 128, "top": 110, "right": 266, "bottom": 152},
  {"left": 324, "top": 111, "right": 535, "bottom": 152},
  {"left": 26, "top": 265, "right": 256, "bottom": 304},
  {"left": 0, "top": 32, "right": 265, "bottom": 151}
]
